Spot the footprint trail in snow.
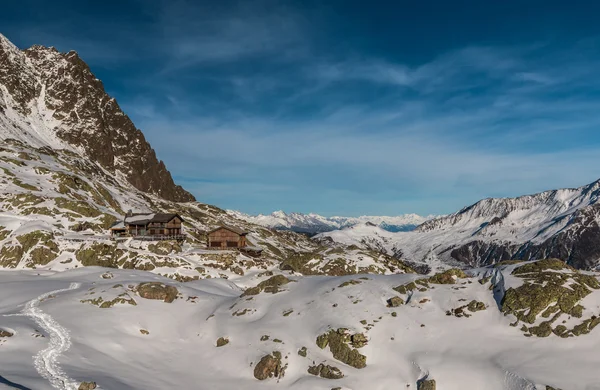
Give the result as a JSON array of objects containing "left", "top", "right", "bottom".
[{"left": 22, "top": 283, "right": 81, "bottom": 390}]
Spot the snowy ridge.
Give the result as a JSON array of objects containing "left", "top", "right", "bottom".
[
  {"left": 317, "top": 179, "right": 600, "bottom": 271},
  {"left": 229, "top": 210, "right": 435, "bottom": 234}
]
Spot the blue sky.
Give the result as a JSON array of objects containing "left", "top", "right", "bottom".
[{"left": 3, "top": 0, "right": 600, "bottom": 216}]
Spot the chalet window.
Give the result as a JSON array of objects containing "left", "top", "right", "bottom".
[
  {"left": 227, "top": 241, "right": 238, "bottom": 248},
  {"left": 210, "top": 241, "right": 221, "bottom": 247}
]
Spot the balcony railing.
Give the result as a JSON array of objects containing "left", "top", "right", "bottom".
[{"left": 129, "top": 234, "right": 186, "bottom": 241}]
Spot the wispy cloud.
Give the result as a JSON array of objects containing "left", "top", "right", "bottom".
[
  {"left": 155, "top": 1, "right": 308, "bottom": 71},
  {"left": 10, "top": 1, "right": 600, "bottom": 216}
]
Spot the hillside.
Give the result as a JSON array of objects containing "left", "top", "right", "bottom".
[
  {"left": 229, "top": 210, "right": 434, "bottom": 234},
  {"left": 317, "top": 181, "right": 600, "bottom": 271},
  {"left": 1, "top": 260, "right": 600, "bottom": 389}
]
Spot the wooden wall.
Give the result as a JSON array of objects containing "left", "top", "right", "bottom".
[{"left": 208, "top": 228, "right": 245, "bottom": 249}]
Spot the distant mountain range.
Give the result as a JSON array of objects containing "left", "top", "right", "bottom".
[
  {"left": 228, "top": 210, "right": 435, "bottom": 235},
  {"left": 317, "top": 179, "right": 600, "bottom": 271}
]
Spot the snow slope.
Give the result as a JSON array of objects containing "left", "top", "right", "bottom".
[
  {"left": 229, "top": 210, "right": 435, "bottom": 234},
  {"left": 1, "top": 263, "right": 599, "bottom": 389}
]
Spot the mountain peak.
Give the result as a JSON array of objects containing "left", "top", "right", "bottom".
[{"left": 0, "top": 33, "right": 194, "bottom": 202}]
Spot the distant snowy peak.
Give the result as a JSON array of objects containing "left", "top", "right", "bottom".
[
  {"left": 228, "top": 210, "right": 435, "bottom": 234},
  {"left": 417, "top": 179, "right": 600, "bottom": 233}
]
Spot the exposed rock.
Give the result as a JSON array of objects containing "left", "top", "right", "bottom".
[
  {"left": 316, "top": 328, "right": 367, "bottom": 369},
  {"left": 298, "top": 346, "right": 307, "bottom": 357},
  {"left": 80, "top": 293, "right": 137, "bottom": 308},
  {"left": 0, "top": 329, "right": 13, "bottom": 337},
  {"left": 502, "top": 260, "right": 599, "bottom": 324},
  {"left": 307, "top": 363, "right": 344, "bottom": 379},
  {"left": 387, "top": 296, "right": 405, "bottom": 307},
  {"left": 216, "top": 337, "right": 229, "bottom": 347},
  {"left": 467, "top": 300, "right": 486, "bottom": 312},
  {"left": 75, "top": 243, "right": 124, "bottom": 268},
  {"left": 78, "top": 382, "right": 97, "bottom": 390},
  {"left": 338, "top": 279, "right": 362, "bottom": 288},
  {"left": 148, "top": 241, "right": 182, "bottom": 256},
  {"left": 253, "top": 353, "right": 284, "bottom": 380},
  {"left": 136, "top": 282, "right": 179, "bottom": 303},
  {"left": 501, "top": 259, "right": 600, "bottom": 337},
  {"left": 427, "top": 268, "right": 468, "bottom": 284},
  {"left": 418, "top": 379, "right": 436, "bottom": 390}
]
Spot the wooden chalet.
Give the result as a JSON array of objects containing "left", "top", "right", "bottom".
[
  {"left": 207, "top": 225, "right": 263, "bottom": 257},
  {"left": 109, "top": 212, "right": 185, "bottom": 240},
  {"left": 207, "top": 225, "right": 248, "bottom": 249}
]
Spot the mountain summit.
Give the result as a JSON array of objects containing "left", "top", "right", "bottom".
[{"left": 0, "top": 33, "right": 194, "bottom": 202}]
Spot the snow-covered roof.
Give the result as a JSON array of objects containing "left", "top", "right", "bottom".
[
  {"left": 125, "top": 213, "right": 155, "bottom": 224},
  {"left": 109, "top": 221, "right": 126, "bottom": 230}
]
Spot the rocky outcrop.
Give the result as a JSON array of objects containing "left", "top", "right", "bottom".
[
  {"left": 307, "top": 364, "right": 344, "bottom": 379},
  {"left": 501, "top": 259, "right": 600, "bottom": 337},
  {"left": 216, "top": 337, "right": 229, "bottom": 347},
  {"left": 253, "top": 352, "right": 284, "bottom": 380},
  {"left": 316, "top": 328, "right": 367, "bottom": 369},
  {"left": 136, "top": 282, "right": 179, "bottom": 303},
  {"left": 0, "top": 33, "right": 194, "bottom": 202},
  {"left": 78, "top": 382, "right": 97, "bottom": 390},
  {"left": 417, "top": 379, "right": 436, "bottom": 390}
]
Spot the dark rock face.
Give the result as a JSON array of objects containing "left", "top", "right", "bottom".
[{"left": 0, "top": 34, "right": 194, "bottom": 202}]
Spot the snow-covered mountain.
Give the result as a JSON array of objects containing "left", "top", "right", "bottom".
[
  {"left": 317, "top": 180, "right": 600, "bottom": 271},
  {"left": 229, "top": 210, "right": 435, "bottom": 234}
]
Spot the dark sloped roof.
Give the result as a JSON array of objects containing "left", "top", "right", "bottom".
[
  {"left": 152, "top": 213, "right": 184, "bottom": 223},
  {"left": 208, "top": 225, "right": 248, "bottom": 235},
  {"left": 125, "top": 213, "right": 183, "bottom": 226}
]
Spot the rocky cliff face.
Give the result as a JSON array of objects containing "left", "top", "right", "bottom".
[{"left": 0, "top": 33, "right": 194, "bottom": 202}]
